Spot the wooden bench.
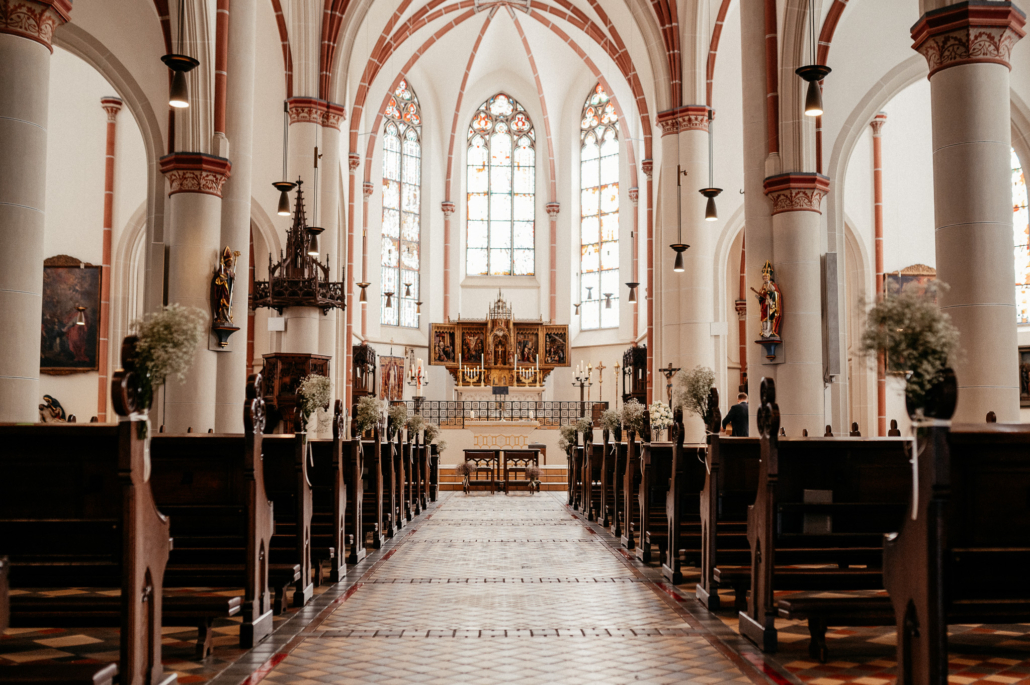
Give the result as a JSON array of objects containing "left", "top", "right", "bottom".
[
  {"left": 428, "top": 443, "right": 440, "bottom": 502},
  {"left": 695, "top": 391, "right": 761, "bottom": 602},
  {"left": 380, "top": 431, "right": 398, "bottom": 537},
  {"left": 307, "top": 402, "right": 351, "bottom": 582},
  {"left": 638, "top": 440, "right": 673, "bottom": 564},
  {"left": 260, "top": 432, "right": 315, "bottom": 606},
  {"left": 609, "top": 438, "right": 627, "bottom": 537},
  {"left": 148, "top": 374, "right": 285, "bottom": 649},
  {"left": 0, "top": 338, "right": 178, "bottom": 685},
  {"left": 341, "top": 422, "right": 366, "bottom": 565},
  {"left": 598, "top": 429, "right": 616, "bottom": 527},
  {"left": 360, "top": 430, "right": 384, "bottom": 549},
  {"left": 883, "top": 371, "right": 1030, "bottom": 683},
  {"left": 463, "top": 450, "right": 500, "bottom": 494},
  {"left": 739, "top": 378, "right": 911, "bottom": 655},
  {"left": 622, "top": 431, "right": 643, "bottom": 550},
  {"left": 417, "top": 439, "right": 430, "bottom": 511},
  {"left": 502, "top": 449, "right": 540, "bottom": 494},
  {"left": 581, "top": 436, "right": 604, "bottom": 517},
  {"left": 406, "top": 436, "right": 422, "bottom": 517}
]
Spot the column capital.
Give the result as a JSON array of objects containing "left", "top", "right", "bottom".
[
  {"left": 1, "top": 0, "right": 71, "bottom": 52},
  {"left": 628, "top": 187, "right": 639, "bottom": 206},
  {"left": 655, "top": 105, "right": 710, "bottom": 136},
  {"left": 641, "top": 159, "right": 653, "bottom": 180},
  {"left": 734, "top": 299, "right": 747, "bottom": 321},
  {"left": 870, "top": 112, "right": 888, "bottom": 136},
  {"left": 348, "top": 153, "right": 360, "bottom": 174},
  {"left": 763, "top": 173, "right": 831, "bottom": 215},
  {"left": 441, "top": 200, "right": 456, "bottom": 217},
  {"left": 159, "top": 152, "right": 232, "bottom": 198},
  {"left": 101, "top": 96, "right": 123, "bottom": 122},
  {"left": 324, "top": 102, "right": 346, "bottom": 130},
  {"left": 545, "top": 201, "right": 560, "bottom": 218},
  {"left": 362, "top": 181, "right": 374, "bottom": 200},
  {"left": 911, "top": 1, "right": 1026, "bottom": 77}
]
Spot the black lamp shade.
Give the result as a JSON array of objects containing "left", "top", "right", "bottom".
[
  {"left": 307, "top": 227, "right": 324, "bottom": 257},
  {"left": 626, "top": 282, "right": 639, "bottom": 303},
  {"left": 75, "top": 306, "right": 86, "bottom": 326},
  {"left": 604, "top": 294, "right": 613, "bottom": 309},
  {"left": 700, "top": 188, "right": 722, "bottom": 222},
  {"left": 272, "top": 181, "right": 296, "bottom": 216},
  {"left": 416, "top": 301, "right": 422, "bottom": 314},
  {"left": 670, "top": 244, "right": 689, "bottom": 273},
  {"left": 804, "top": 79, "right": 823, "bottom": 117},
  {"left": 384, "top": 292, "right": 394, "bottom": 308},
  {"left": 357, "top": 282, "right": 369, "bottom": 303},
  {"left": 169, "top": 70, "right": 189, "bottom": 108}
]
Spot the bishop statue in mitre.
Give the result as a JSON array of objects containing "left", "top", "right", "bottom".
[{"left": 752, "top": 261, "right": 783, "bottom": 340}]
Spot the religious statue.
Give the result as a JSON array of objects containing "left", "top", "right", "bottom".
[
  {"left": 211, "top": 247, "right": 241, "bottom": 326},
  {"left": 38, "top": 394, "right": 67, "bottom": 423},
  {"left": 751, "top": 261, "right": 782, "bottom": 340}
]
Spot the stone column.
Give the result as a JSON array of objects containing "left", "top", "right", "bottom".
[
  {"left": 763, "top": 173, "right": 830, "bottom": 435},
  {"left": 345, "top": 152, "right": 360, "bottom": 409},
  {"left": 0, "top": 0, "right": 71, "bottom": 422},
  {"left": 870, "top": 113, "right": 887, "bottom": 435},
  {"left": 319, "top": 104, "right": 344, "bottom": 368},
  {"left": 361, "top": 180, "right": 373, "bottom": 336},
  {"left": 441, "top": 200, "right": 455, "bottom": 320},
  {"left": 98, "top": 97, "right": 123, "bottom": 422},
  {"left": 642, "top": 158, "right": 654, "bottom": 404},
  {"left": 655, "top": 106, "right": 713, "bottom": 441},
  {"left": 283, "top": 306, "right": 320, "bottom": 353},
  {"left": 545, "top": 202, "right": 560, "bottom": 321},
  {"left": 160, "top": 153, "right": 231, "bottom": 433},
  {"left": 628, "top": 187, "right": 640, "bottom": 340},
  {"left": 215, "top": 0, "right": 257, "bottom": 432},
  {"left": 912, "top": 2, "right": 1025, "bottom": 422}
]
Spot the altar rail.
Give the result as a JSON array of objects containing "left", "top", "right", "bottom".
[{"left": 402, "top": 400, "right": 609, "bottom": 428}]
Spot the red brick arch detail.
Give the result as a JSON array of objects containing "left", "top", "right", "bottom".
[
  {"left": 270, "top": 0, "right": 294, "bottom": 98},
  {"left": 705, "top": 0, "right": 733, "bottom": 107},
  {"left": 814, "top": 0, "right": 850, "bottom": 173}
]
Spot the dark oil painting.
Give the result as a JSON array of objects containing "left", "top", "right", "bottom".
[{"left": 40, "top": 259, "right": 101, "bottom": 374}]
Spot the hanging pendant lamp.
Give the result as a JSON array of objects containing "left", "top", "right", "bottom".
[
  {"left": 404, "top": 283, "right": 412, "bottom": 298},
  {"left": 161, "top": 0, "right": 199, "bottom": 108},
  {"left": 384, "top": 291, "right": 394, "bottom": 308},
  {"left": 698, "top": 110, "right": 723, "bottom": 222},
  {"left": 574, "top": 303, "right": 581, "bottom": 315},
  {"left": 796, "top": 0, "right": 831, "bottom": 117},
  {"left": 626, "top": 282, "right": 639, "bottom": 303},
  {"left": 74, "top": 306, "right": 86, "bottom": 326},
  {"left": 273, "top": 101, "right": 296, "bottom": 215},
  {"left": 670, "top": 164, "right": 690, "bottom": 272},
  {"left": 415, "top": 301, "right": 422, "bottom": 314},
  {"left": 357, "top": 282, "right": 370, "bottom": 304},
  {"left": 307, "top": 227, "right": 323, "bottom": 257},
  {"left": 604, "top": 293, "right": 613, "bottom": 309}
]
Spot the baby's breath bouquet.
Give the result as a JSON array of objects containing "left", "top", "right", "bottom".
[
  {"left": 354, "top": 396, "right": 383, "bottom": 437},
  {"left": 600, "top": 408, "right": 621, "bottom": 433},
  {"left": 405, "top": 413, "right": 426, "bottom": 440},
  {"left": 649, "top": 400, "right": 673, "bottom": 432},
  {"left": 621, "top": 400, "right": 645, "bottom": 436},
  {"left": 675, "top": 365, "right": 716, "bottom": 426},
  {"left": 860, "top": 281, "right": 959, "bottom": 414},
  {"left": 575, "top": 416, "right": 593, "bottom": 436},
  {"left": 388, "top": 404, "right": 407, "bottom": 436},
  {"left": 558, "top": 424, "right": 578, "bottom": 453},
  {"left": 424, "top": 423, "right": 440, "bottom": 444},
  {"left": 131, "top": 304, "right": 206, "bottom": 414},
  {"left": 297, "top": 374, "right": 331, "bottom": 432}
]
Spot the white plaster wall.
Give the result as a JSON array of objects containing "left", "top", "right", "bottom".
[{"left": 39, "top": 48, "right": 147, "bottom": 421}]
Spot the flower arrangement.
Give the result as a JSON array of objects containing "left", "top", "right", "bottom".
[
  {"left": 404, "top": 413, "right": 426, "bottom": 439},
  {"left": 675, "top": 365, "right": 716, "bottom": 426},
  {"left": 558, "top": 424, "right": 578, "bottom": 452},
  {"left": 297, "top": 374, "right": 331, "bottom": 432},
  {"left": 436, "top": 440, "right": 448, "bottom": 454},
  {"left": 649, "top": 400, "right": 673, "bottom": 432},
  {"left": 131, "top": 304, "right": 206, "bottom": 412},
  {"left": 388, "top": 404, "right": 407, "bottom": 435},
  {"left": 455, "top": 461, "right": 474, "bottom": 477},
  {"left": 526, "top": 465, "right": 542, "bottom": 492},
  {"left": 575, "top": 416, "right": 593, "bottom": 435},
  {"left": 424, "top": 422, "right": 440, "bottom": 444},
  {"left": 354, "top": 395, "right": 383, "bottom": 436},
  {"left": 859, "top": 281, "right": 959, "bottom": 414},
  {"left": 600, "top": 408, "right": 621, "bottom": 433},
  {"left": 621, "top": 400, "right": 645, "bottom": 435}
]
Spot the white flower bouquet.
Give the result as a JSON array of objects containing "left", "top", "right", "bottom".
[{"left": 649, "top": 400, "right": 673, "bottom": 431}]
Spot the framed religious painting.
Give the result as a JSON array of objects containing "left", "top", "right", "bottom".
[
  {"left": 1020, "top": 346, "right": 1030, "bottom": 407},
  {"left": 543, "top": 326, "right": 569, "bottom": 366},
  {"left": 40, "top": 255, "right": 101, "bottom": 375},
  {"left": 380, "top": 356, "right": 405, "bottom": 402},
  {"left": 429, "top": 324, "right": 457, "bottom": 365}
]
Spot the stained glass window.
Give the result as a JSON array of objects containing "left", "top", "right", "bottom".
[
  {"left": 1015, "top": 148, "right": 1030, "bottom": 324},
  {"left": 580, "top": 84, "right": 619, "bottom": 330},
  {"left": 466, "top": 93, "right": 535, "bottom": 276},
  {"left": 382, "top": 79, "right": 421, "bottom": 327}
]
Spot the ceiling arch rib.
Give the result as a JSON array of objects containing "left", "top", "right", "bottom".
[
  {"left": 349, "top": 0, "right": 654, "bottom": 163},
  {"left": 705, "top": 0, "right": 732, "bottom": 107},
  {"left": 271, "top": 0, "right": 295, "bottom": 97},
  {"left": 510, "top": 9, "right": 557, "bottom": 203}
]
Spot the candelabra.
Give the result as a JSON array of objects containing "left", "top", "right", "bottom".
[
  {"left": 407, "top": 357, "right": 429, "bottom": 412},
  {"left": 572, "top": 363, "right": 593, "bottom": 414},
  {"left": 659, "top": 362, "right": 681, "bottom": 404}
]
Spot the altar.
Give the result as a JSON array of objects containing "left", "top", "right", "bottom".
[
  {"left": 455, "top": 386, "right": 544, "bottom": 402},
  {"left": 463, "top": 419, "right": 540, "bottom": 450}
]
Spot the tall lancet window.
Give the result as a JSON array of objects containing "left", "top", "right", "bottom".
[
  {"left": 466, "top": 93, "right": 536, "bottom": 276},
  {"left": 580, "top": 84, "right": 620, "bottom": 330},
  {"left": 1014, "top": 148, "right": 1030, "bottom": 324},
  {"left": 382, "top": 79, "right": 421, "bottom": 327}
]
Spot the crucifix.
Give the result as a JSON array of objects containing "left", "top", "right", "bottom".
[
  {"left": 659, "top": 362, "right": 681, "bottom": 404},
  {"left": 596, "top": 361, "right": 606, "bottom": 405},
  {"left": 613, "top": 362, "right": 621, "bottom": 412}
]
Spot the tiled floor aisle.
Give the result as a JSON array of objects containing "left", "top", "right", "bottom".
[{"left": 248, "top": 493, "right": 763, "bottom": 685}]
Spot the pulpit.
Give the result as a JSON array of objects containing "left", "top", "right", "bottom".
[{"left": 261, "top": 353, "right": 330, "bottom": 432}]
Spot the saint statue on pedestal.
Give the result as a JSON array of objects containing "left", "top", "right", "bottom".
[
  {"left": 212, "top": 247, "right": 241, "bottom": 325},
  {"left": 752, "top": 261, "right": 782, "bottom": 340}
]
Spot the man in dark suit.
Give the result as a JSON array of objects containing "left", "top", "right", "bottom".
[{"left": 722, "top": 393, "right": 749, "bottom": 437}]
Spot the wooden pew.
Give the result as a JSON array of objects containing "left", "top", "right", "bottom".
[
  {"left": 598, "top": 428, "right": 615, "bottom": 527},
  {"left": 149, "top": 374, "right": 286, "bottom": 649},
  {"left": 342, "top": 423, "right": 366, "bottom": 565},
  {"left": 609, "top": 437, "right": 627, "bottom": 537},
  {"left": 581, "top": 433, "right": 603, "bottom": 519},
  {"left": 739, "top": 378, "right": 911, "bottom": 655},
  {"left": 260, "top": 433, "right": 315, "bottom": 607},
  {"left": 360, "top": 429, "right": 385, "bottom": 549},
  {"left": 651, "top": 411, "right": 708, "bottom": 581},
  {"left": 622, "top": 431, "right": 642, "bottom": 549},
  {"left": 307, "top": 401, "right": 349, "bottom": 582},
  {"left": 408, "top": 436, "right": 423, "bottom": 516},
  {"left": 380, "top": 431, "right": 398, "bottom": 537},
  {"left": 418, "top": 439, "right": 430, "bottom": 511},
  {"left": 883, "top": 372, "right": 1030, "bottom": 684},
  {"left": 428, "top": 444, "right": 440, "bottom": 502},
  {"left": 695, "top": 391, "right": 761, "bottom": 603},
  {"left": 638, "top": 439, "right": 674, "bottom": 564},
  {"left": 0, "top": 340, "right": 176, "bottom": 685},
  {"left": 391, "top": 430, "right": 406, "bottom": 530}
]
